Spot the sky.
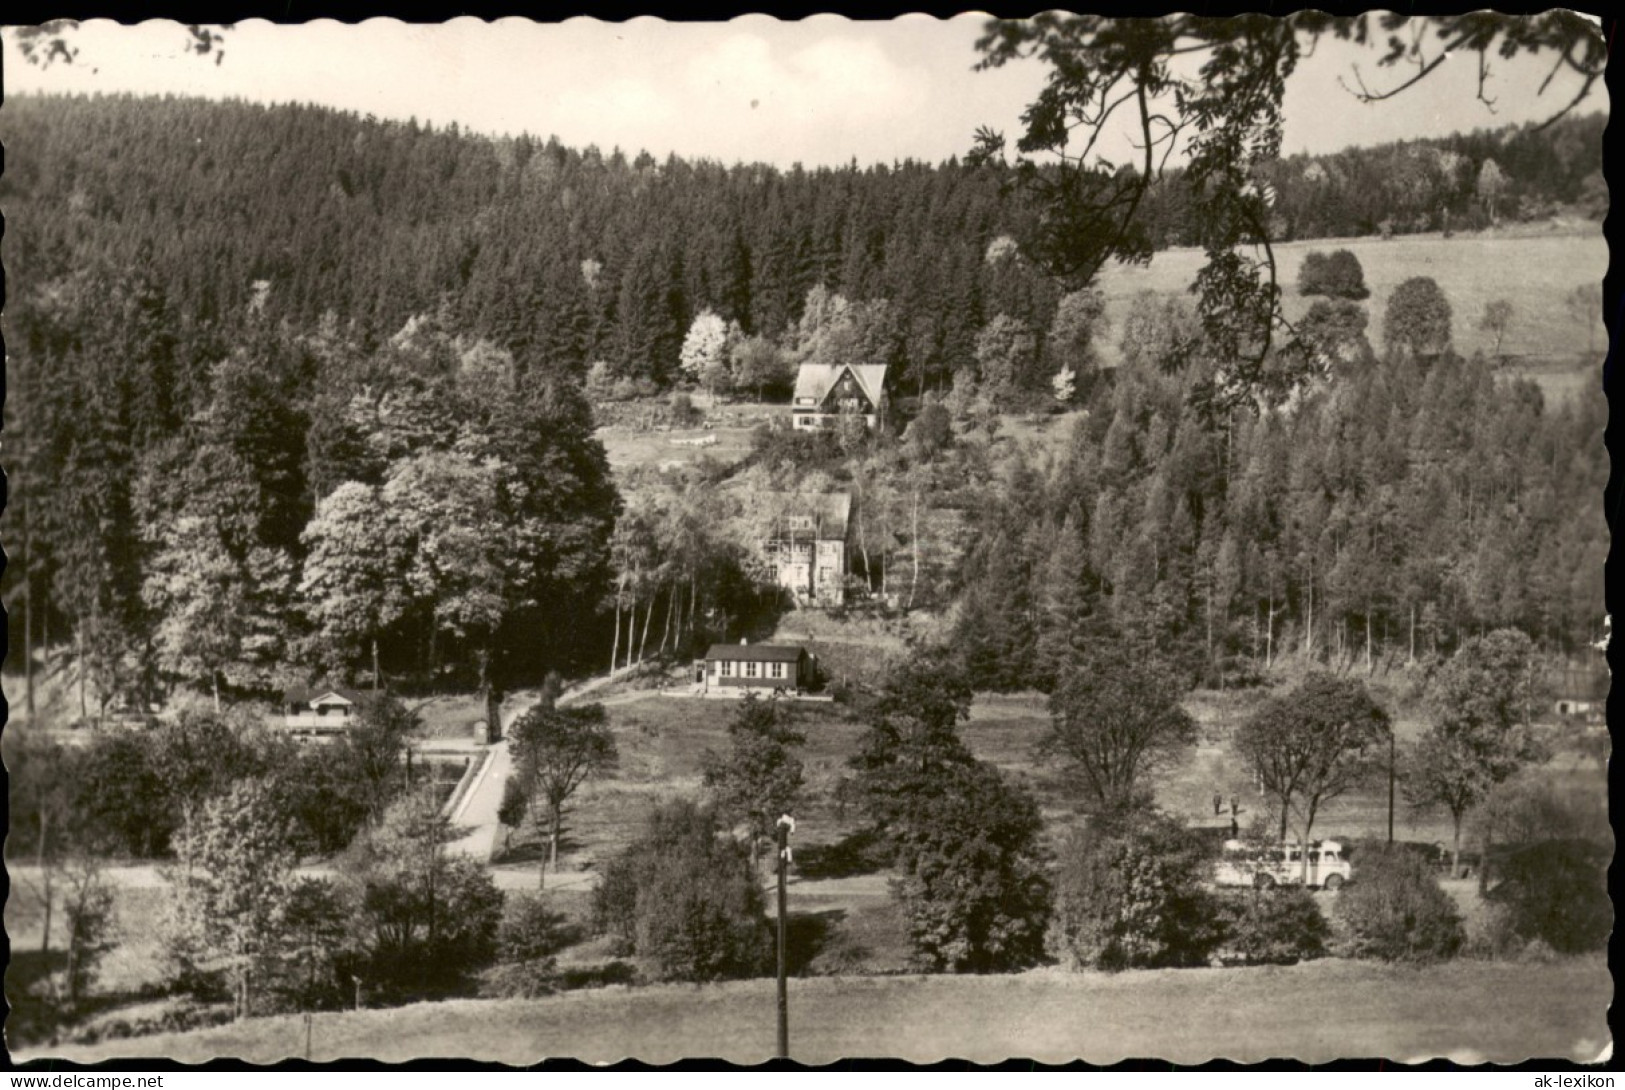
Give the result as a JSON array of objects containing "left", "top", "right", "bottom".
[{"left": 2, "top": 16, "right": 1608, "bottom": 169}]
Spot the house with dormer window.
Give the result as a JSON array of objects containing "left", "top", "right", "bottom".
[
  {"left": 790, "top": 362, "right": 888, "bottom": 430},
  {"left": 756, "top": 491, "right": 852, "bottom": 606}
]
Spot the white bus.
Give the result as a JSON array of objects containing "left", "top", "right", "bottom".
[{"left": 1214, "top": 839, "right": 1350, "bottom": 891}]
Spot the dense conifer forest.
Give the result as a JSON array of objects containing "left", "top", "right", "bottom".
[{"left": 0, "top": 93, "right": 1607, "bottom": 712}]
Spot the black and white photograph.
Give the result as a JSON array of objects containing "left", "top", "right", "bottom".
[{"left": 0, "top": 10, "right": 1612, "bottom": 1067}]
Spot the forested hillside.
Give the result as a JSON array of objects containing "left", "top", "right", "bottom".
[
  {"left": 952, "top": 342, "right": 1608, "bottom": 692},
  {"left": 0, "top": 93, "right": 1608, "bottom": 716},
  {"left": 1, "top": 95, "right": 1605, "bottom": 386}
]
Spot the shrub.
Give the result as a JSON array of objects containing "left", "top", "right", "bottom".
[
  {"left": 1299, "top": 249, "right": 1369, "bottom": 298},
  {"left": 888, "top": 761, "right": 1052, "bottom": 973},
  {"left": 483, "top": 960, "right": 560, "bottom": 999},
  {"left": 592, "top": 799, "right": 771, "bottom": 983},
  {"left": 1383, "top": 276, "right": 1453, "bottom": 359},
  {"left": 904, "top": 400, "right": 952, "bottom": 460},
  {"left": 498, "top": 892, "right": 573, "bottom": 963},
  {"left": 1049, "top": 812, "right": 1223, "bottom": 971},
  {"left": 1484, "top": 840, "right": 1611, "bottom": 954},
  {"left": 1321, "top": 250, "right": 1370, "bottom": 299},
  {"left": 1216, "top": 887, "right": 1329, "bottom": 965},
  {"left": 1297, "top": 251, "right": 1331, "bottom": 296},
  {"left": 1334, "top": 843, "right": 1464, "bottom": 962},
  {"left": 668, "top": 391, "right": 701, "bottom": 427}
]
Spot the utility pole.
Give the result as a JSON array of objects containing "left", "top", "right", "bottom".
[
  {"left": 775, "top": 813, "right": 795, "bottom": 1061},
  {"left": 1387, "top": 730, "right": 1396, "bottom": 844}
]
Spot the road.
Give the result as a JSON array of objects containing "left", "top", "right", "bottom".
[{"left": 441, "top": 668, "right": 637, "bottom": 864}]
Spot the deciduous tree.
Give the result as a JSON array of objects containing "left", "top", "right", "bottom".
[
  {"left": 702, "top": 694, "right": 805, "bottom": 867},
  {"left": 1044, "top": 644, "right": 1197, "bottom": 814},
  {"left": 1383, "top": 277, "right": 1454, "bottom": 361},
  {"left": 165, "top": 781, "right": 297, "bottom": 1020},
  {"left": 510, "top": 702, "right": 618, "bottom": 882},
  {"left": 1234, "top": 674, "right": 1389, "bottom": 877},
  {"left": 1404, "top": 629, "right": 1547, "bottom": 877}
]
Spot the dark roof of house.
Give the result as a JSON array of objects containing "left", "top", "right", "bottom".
[
  {"left": 284, "top": 685, "right": 371, "bottom": 706},
  {"left": 704, "top": 643, "right": 807, "bottom": 663},
  {"left": 793, "top": 363, "right": 888, "bottom": 407}
]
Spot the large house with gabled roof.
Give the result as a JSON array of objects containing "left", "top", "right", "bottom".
[
  {"left": 791, "top": 362, "right": 888, "bottom": 431},
  {"left": 757, "top": 491, "right": 852, "bottom": 606}
]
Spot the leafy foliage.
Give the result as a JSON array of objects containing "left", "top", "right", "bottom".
[
  {"left": 972, "top": 12, "right": 1601, "bottom": 408},
  {"left": 510, "top": 702, "right": 618, "bottom": 876},
  {"left": 851, "top": 658, "right": 1051, "bottom": 972},
  {"left": 702, "top": 694, "right": 805, "bottom": 862},
  {"left": 1044, "top": 644, "right": 1198, "bottom": 813},
  {"left": 164, "top": 781, "right": 298, "bottom": 1018},
  {"left": 485, "top": 892, "right": 573, "bottom": 998},
  {"left": 592, "top": 800, "right": 770, "bottom": 983},
  {"left": 1484, "top": 840, "right": 1611, "bottom": 954},
  {"left": 1335, "top": 843, "right": 1464, "bottom": 962},
  {"left": 347, "top": 790, "right": 504, "bottom": 999},
  {"left": 1215, "top": 887, "right": 1329, "bottom": 965},
  {"left": 1049, "top": 812, "right": 1222, "bottom": 971},
  {"left": 1234, "top": 674, "right": 1389, "bottom": 849},
  {"left": 1297, "top": 250, "right": 1370, "bottom": 300},
  {"left": 1382, "top": 276, "right": 1454, "bottom": 360},
  {"left": 1405, "top": 630, "right": 1549, "bottom": 875},
  {"left": 888, "top": 759, "right": 1052, "bottom": 973}
]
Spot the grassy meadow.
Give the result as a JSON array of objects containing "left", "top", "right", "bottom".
[
  {"left": 25, "top": 958, "right": 1610, "bottom": 1066},
  {"left": 1093, "top": 227, "right": 1606, "bottom": 380}
]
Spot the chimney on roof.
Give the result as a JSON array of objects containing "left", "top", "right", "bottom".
[{"left": 740, "top": 637, "right": 748, "bottom": 645}]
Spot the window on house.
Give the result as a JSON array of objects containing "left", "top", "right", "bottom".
[
  {"left": 746, "top": 661, "right": 758, "bottom": 678},
  {"left": 722, "top": 661, "right": 733, "bottom": 677},
  {"left": 771, "top": 662, "right": 784, "bottom": 679}
]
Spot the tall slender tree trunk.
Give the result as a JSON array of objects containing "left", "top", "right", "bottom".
[
  {"left": 1450, "top": 811, "right": 1464, "bottom": 880},
  {"left": 212, "top": 671, "right": 221, "bottom": 714},
  {"left": 23, "top": 481, "right": 35, "bottom": 718},
  {"left": 660, "top": 584, "right": 675, "bottom": 655},
  {"left": 1365, "top": 610, "right": 1373, "bottom": 674},
  {"left": 1266, "top": 589, "right": 1279, "bottom": 671},
  {"left": 622, "top": 604, "right": 634, "bottom": 671},
  {"left": 372, "top": 638, "right": 381, "bottom": 693},
  {"left": 638, "top": 595, "right": 654, "bottom": 663},
  {"left": 611, "top": 599, "right": 622, "bottom": 673},
  {"left": 38, "top": 810, "right": 53, "bottom": 971},
  {"left": 689, "top": 576, "right": 697, "bottom": 639},
  {"left": 1303, "top": 577, "right": 1314, "bottom": 660},
  {"left": 908, "top": 489, "right": 920, "bottom": 609},
  {"left": 1205, "top": 589, "right": 1214, "bottom": 675},
  {"left": 77, "top": 625, "right": 88, "bottom": 721},
  {"left": 549, "top": 803, "right": 562, "bottom": 874}
]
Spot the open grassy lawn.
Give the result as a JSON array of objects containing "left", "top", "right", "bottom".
[
  {"left": 492, "top": 694, "right": 869, "bottom": 879},
  {"left": 5, "top": 874, "right": 176, "bottom": 1047},
  {"left": 1093, "top": 227, "right": 1606, "bottom": 374},
  {"left": 24, "top": 957, "right": 1608, "bottom": 1065},
  {"left": 506, "top": 677, "right": 1607, "bottom": 881},
  {"left": 596, "top": 423, "right": 759, "bottom": 478}
]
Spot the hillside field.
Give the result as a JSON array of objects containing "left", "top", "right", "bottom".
[
  {"left": 22, "top": 958, "right": 1609, "bottom": 1066},
  {"left": 1092, "top": 227, "right": 1606, "bottom": 376}
]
